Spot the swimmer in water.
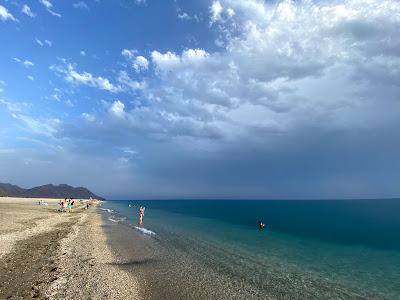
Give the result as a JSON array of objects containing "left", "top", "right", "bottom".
[
  {"left": 139, "top": 206, "right": 145, "bottom": 225},
  {"left": 258, "top": 220, "right": 265, "bottom": 229}
]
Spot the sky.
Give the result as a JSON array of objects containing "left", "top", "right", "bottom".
[{"left": 0, "top": 0, "right": 399, "bottom": 199}]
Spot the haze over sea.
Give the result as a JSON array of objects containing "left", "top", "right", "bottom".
[{"left": 101, "top": 199, "right": 400, "bottom": 299}]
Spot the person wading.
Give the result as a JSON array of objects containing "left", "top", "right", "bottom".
[{"left": 139, "top": 206, "right": 145, "bottom": 225}]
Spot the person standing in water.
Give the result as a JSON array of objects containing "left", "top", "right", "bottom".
[
  {"left": 258, "top": 220, "right": 265, "bottom": 229},
  {"left": 139, "top": 206, "right": 145, "bottom": 225}
]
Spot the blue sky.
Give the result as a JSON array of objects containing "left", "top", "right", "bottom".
[{"left": 0, "top": 0, "right": 399, "bottom": 199}]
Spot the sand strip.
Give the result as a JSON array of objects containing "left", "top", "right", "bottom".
[{"left": 0, "top": 197, "right": 140, "bottom": 299}]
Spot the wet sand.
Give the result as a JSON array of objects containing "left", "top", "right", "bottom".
[{"left": 0, "top": 197, "right": 140, "bottom": 299}]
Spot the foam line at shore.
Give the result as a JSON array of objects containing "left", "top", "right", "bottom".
[
  {"left": 108, "top": 216, "right": 127, "bottom": 223},
  {"left": 134, "top": 226, "right": 156, "bottom": 235}
]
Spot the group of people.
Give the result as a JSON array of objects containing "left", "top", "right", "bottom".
[
  {"left": 58, "top": 197, "right": 96, "bottom": 212},
  {"left": 58, "top": 198, "right": 75, "bottom": 212},
  {"left": 37, "top": 200, "right": 48, "bottom": 206}
]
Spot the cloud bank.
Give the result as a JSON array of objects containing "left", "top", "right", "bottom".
[{"left": 3, "top": 0, "right": 400, "bottom": 199}]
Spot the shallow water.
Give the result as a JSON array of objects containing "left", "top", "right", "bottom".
[{"left": 101, "top": 199, "right": 400, "bottom": 299}]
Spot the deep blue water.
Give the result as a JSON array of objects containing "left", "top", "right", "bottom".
[
  {"left": 119, "top": 199, "right": 400, "bottom": 250},
  {"left": 102, "top": 199, "right": 400, "bottom": 299}
]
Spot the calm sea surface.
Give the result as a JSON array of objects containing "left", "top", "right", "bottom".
[{"left": 101, "top": 199, "right": 400, "bottom": 299}]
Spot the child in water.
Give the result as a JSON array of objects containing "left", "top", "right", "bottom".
[{"left": 139, "top": 206, "right": 145, "bottom": 225}]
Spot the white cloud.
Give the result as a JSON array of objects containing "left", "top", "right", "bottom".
[
  {"left": 68, "top": 68, "right": 118, "bottom": 91},
  {"left": 121, "top": 147, "right": 138, "bottom": 156},
  {"left": 210, "top": 1, "right": 223, "bottom": 24},
  {"left": 226, "top": 8, "right": 235, "bottom": 17},
  {"left": 152, "top": 48, "right": 208, "bottom": 73},
  {"left": 39, "top": 0, "right": 61, "bottom": 17},
  {"left": 97, "top": 0, "right": 399, "bottom": 144},
  {"left": 45, "top": 40, "right": 52, "bottom": 46},
  {"left": 178, "top": 12, "right": 191, "bottom": 20},
  {"left": 122, "top": 50, "right": 149, "bottom": 72},
  {"left": 134, "top": 0, "right": 146, "bottom": 5},
  {"left": 0, "top": 96, "right": 60, "bottom": 138},
  {"left": 151, "top": 51, "right": 180, "bottom": 71},
  {"left": 65, "top": 99, "right": 74, "bottom": 107},
  {"left": 49, "top": 0, "right": 400, "bottom": 172},
  {"left": 51, "top": 60, "right": 146, "bottom": 94},
  {"left": 36, "top": 38, "right": 44, "bottom": 46},
  {"left": 82, "top": 113, "right": 95, "bottom": 122},
  {"left": 80, "top": 50, "right": 86, "bottom": 56},
  {"left": 51, "top": 94, "right": 61, "bottom": 102},
  {"left": 48, "top": 0, "right": 400, "bottom": 199},
  {"left": 22, "top": 4, "right": 36, "bottom": 17},
  {"left": 121, "top": 49, "right": 137, "bottom": 59},
  {"left": 0, "top": 5, "right": 16, "bottom": 22},
  {"left": 39, "top": 0, "right": 53, "bottom": 9},
  {"left": 24, "top": 61, "right": 34, "bottom": 67},
  {"left": 117, "top": 71, "right": 145, "bottom": 91},
  {"left": 0, "top": 98, "right": 28, "bottom": 112},
  {"left": 39, "top": 0, "right": 62, "bottom": 18},
  {"left": 12, "top": 114, "right": 60, "bottom": 137},
  {"left": 13, "top": 57, "right": 34, "bottom": 67},
  {"left": 51, "top": 63, "right": 121, "bottom": 93},
  {"left": 27, "top": 75, "right": 34, "bottom": 81},
  {"left": 47, "top": 9, "right": 61, "bottom": 17},
  {"left": 73, "top": 1, "right": 89, "bottom": 10},
  {"left": 133, "top": 56, "right": 149, "bottom": 72},
  {"left": 109, "top": 100, "right": 125, "bottom": 118}
]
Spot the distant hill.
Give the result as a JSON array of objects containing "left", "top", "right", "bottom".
[{"left": 0, "top": 183, "right": 104, "bottom": 200}]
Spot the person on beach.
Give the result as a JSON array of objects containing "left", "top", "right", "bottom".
[
  {"left": 139, "top": 206, "right": 145, "bottom": 225},
  {"left": 69, "top": 198, "right": 74, "bottom": 212},
  {"left": 67, "top": 198, "right": 72, "bottom": 213}
]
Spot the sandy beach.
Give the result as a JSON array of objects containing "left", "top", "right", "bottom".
[{"left": 0, "top": 197, "right": 140, "bottom": 299}]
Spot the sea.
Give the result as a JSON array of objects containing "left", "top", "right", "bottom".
[{"left": 99, "top": 199, "right": 400, "bottom": 299}]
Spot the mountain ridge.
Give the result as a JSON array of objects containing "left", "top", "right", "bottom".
[{"left": 0, "top": 182, "right": 104, "bottom": 200}]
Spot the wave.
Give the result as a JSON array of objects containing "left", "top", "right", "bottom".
[
  {"left": 99, "top": 208, "right": 113, "bottom": 213},
  {"left": 108, "top": 216, "right": 127, "bottom": 223},
  {"left": 134, "top": 226, "right": 156, "bottom": 236}
]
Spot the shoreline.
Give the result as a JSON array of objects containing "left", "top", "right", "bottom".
[
  {"left": 100, "top": 200, "right": 385, "bottom": 300},
  {"left": 0, "top": 197, "right": 140, "bottom": 299}
]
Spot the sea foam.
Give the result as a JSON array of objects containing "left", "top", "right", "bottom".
[
  {"left": 134, "top": 226, "right": 156, "bottom": 235},
  {"left": 108, "top": 216, "right": 127, "bottom": 223}
]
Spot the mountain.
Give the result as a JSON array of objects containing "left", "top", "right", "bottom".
[{"left": 0, "top": 183, "right": 104, "bottom": 200}]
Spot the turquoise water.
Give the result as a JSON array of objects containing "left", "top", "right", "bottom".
[{"left": 102, "top": 200, "right": 400, "bottom": 299}]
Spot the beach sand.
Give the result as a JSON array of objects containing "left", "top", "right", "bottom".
[{"left": 0, "top": 197, "right": 140, "bottom": 299}]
